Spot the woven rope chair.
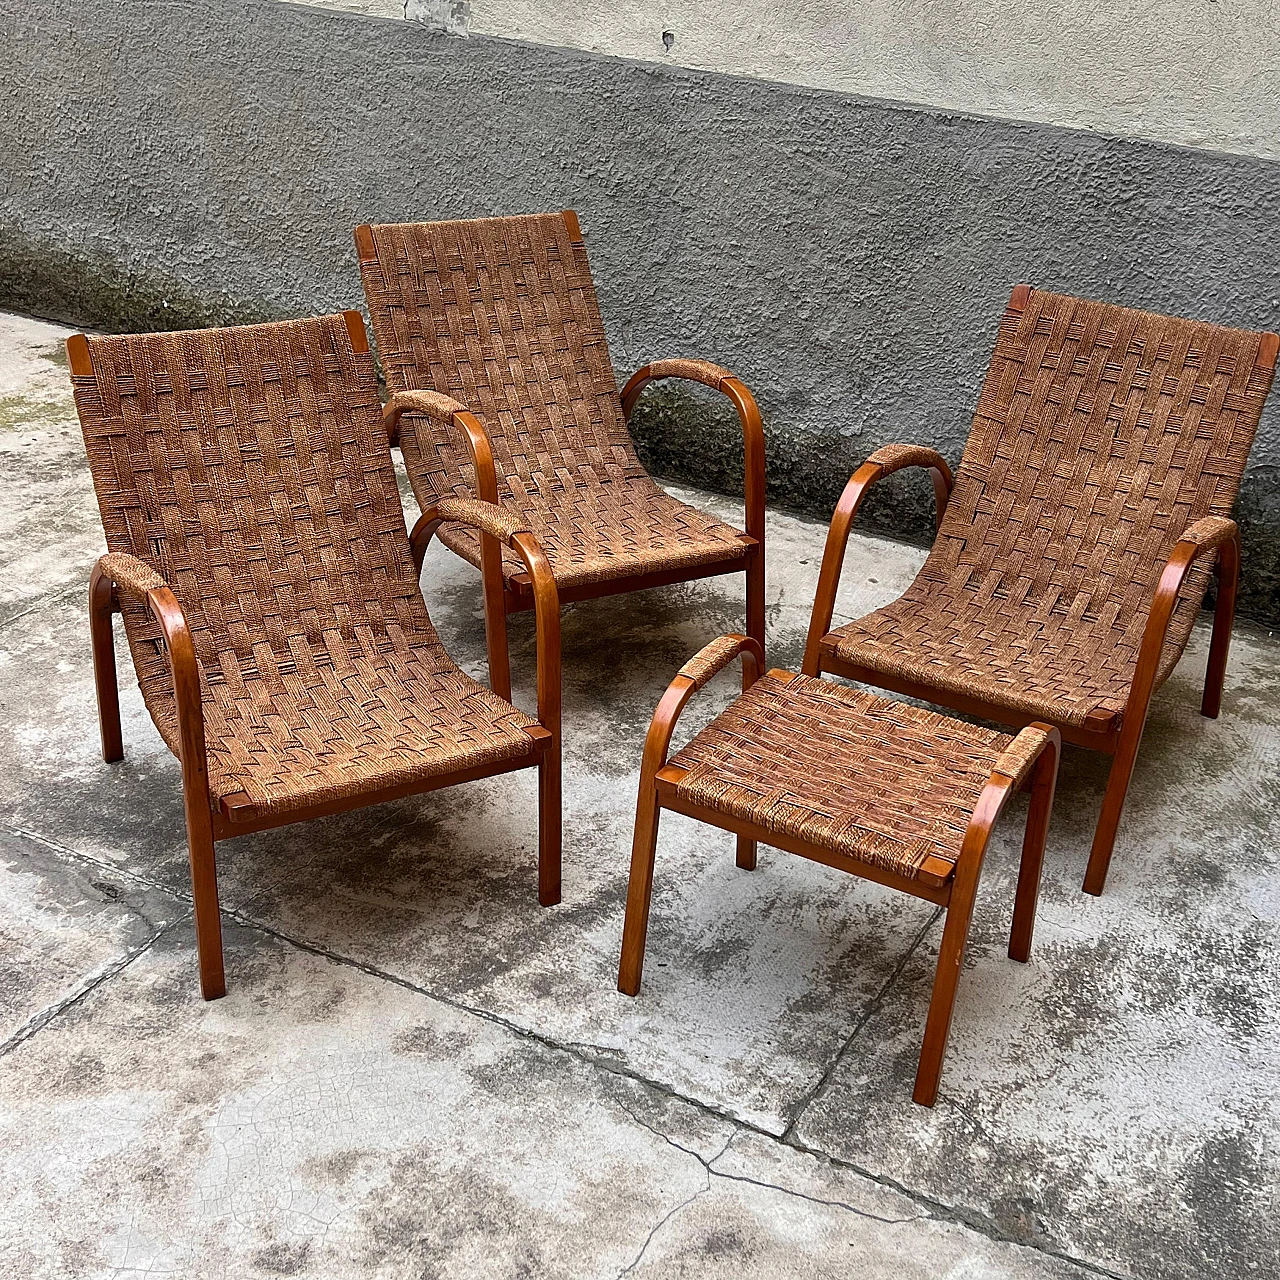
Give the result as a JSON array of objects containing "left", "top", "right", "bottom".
[
  {"left": 70, "top": 312, "right": 561, "bottom": 1000},
  {"left": 802, "top": 285, "right": 1278, "bottom": 894},
  {"left": 355, "top": 212, "right": 765, "bottom": 703}
]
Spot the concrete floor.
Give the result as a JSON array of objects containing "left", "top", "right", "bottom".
[{"left": 0, "top": 309, "right": 1277, "bottom": 1279}]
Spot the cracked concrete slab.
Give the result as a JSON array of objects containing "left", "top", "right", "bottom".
[
  {"left": 0, "top": 827, "right": 182, "bottom": 1049},
  {"left": 3, "top": 308, "right": 1278, "bottom": 1277},
  {"left": 792, "top": 624, "right": 1280, "bottom": 1278},
  {"left": 0, "top": 918, "right": 1090, "bottom": 1279}
]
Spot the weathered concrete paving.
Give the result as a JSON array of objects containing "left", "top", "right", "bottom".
[{"left": 1, "top": 310, "right": 1276, "bottom": 1277}]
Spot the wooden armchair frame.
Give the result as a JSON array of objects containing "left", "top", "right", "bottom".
[
  {"left": 356, "top": 212, "right": 766, "bottom": 707},
  {"left": 801, "top": 286, "right": 1277, "bottom": 895},
  {"left": 617, "top": 633, "right": 1061, "bottom": 1106},
  {"left": 74, "top": 316, "right": 562, "bottom": 999}
]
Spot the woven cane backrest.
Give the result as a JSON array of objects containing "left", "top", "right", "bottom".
[
  {"left": 72, "top": 314, "right": 436, "bottom": 695},
  {"left": 359, "top": 212, "right": 646, "bottom": 504},
  {"left": 927, "top": 289, "right": 1272, "bottom": 624}
]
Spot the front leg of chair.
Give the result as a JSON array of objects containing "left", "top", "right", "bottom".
[
  {"left": 618, "top": 764, "right": 663, "bottom": 996},
  {"left": 1202, "top": 530, "right": 1240, "bottom": 720},
  {"left": 148, "top": 585, "right": 225, "bottom": 1001},
  {"left": 89, "top": 562, "right": 124, "bottom": 763}
]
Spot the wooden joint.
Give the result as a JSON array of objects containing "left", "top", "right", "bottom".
[
  {"left": 1008, "top": 283, "right": 1033, "bottom": 312},
  {"left": 67, "top": 333, "right": 93, "bottom": 376}
]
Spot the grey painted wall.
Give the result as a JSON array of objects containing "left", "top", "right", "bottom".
[{"left": 4, "top": 0, "right": 1280, "bottom": 621}]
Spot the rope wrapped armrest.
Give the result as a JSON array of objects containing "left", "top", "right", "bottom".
[
  {"left": 434, "top": 497, "right": 531, "bottom": 547},
  {"left": 677, "top": 634, "right": 760, "bottom": 691},
  {"left": 99, "top": 551, "right": 167, "bottom": 599},
  {"left": 991, "top": 724, "right": 1053, "bottom": 787},
  {"left": 1176, "top": 515, "right": 1237, "bottom": 554},
  {"left": 645, "top": 358, "right": 737, "bottom": 391},
  {"left": 866, "top": 444, "right": 951, "bottom": 478},
  {"left": 384, "top": 388, "right": 472, "bottom": 424}
]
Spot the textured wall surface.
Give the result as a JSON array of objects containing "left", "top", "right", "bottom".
[
  {"left": 294, "top": 0, "right": 1280, "bottom": 159},
  {"left": 3, "top": 0, "right": 1280, "bottom": 619}
]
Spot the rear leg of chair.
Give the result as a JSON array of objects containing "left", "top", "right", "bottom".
[
  {"left": 735, "top": 835, "right": 757, "bottom": 870},
  {"left": 538, "top": 749, "right": 562, "bottom": 907},
  {"left": 745, "top": 550, "right": 766, "bottom": 665},
  {"left": 186, "top": 815, "right": 226, "bottom": 1001},
  {"left": 913, "top": 874, "right": 980, "bottom": 1108},
  {"left": 89, "top": 566, "right": 123, "bottom": 763},
  {"left": 1202, "top": 536, "right": 1240, "bottom": 720},
  {"left": 618, "top": 776, "right": 663, "bottom": 996},
  {"left": 1009, "top": 738, "right": 1058, "bottom": 962},
  {"left": 1082, "top": 733, "right": 1142, "bottom": 898}
]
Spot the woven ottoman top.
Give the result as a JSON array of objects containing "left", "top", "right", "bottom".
[{"left": 667, "top": 671, "right": 1049, "bottom": 881}]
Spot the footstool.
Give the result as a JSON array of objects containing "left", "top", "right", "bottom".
[{"left": 617, "top": 634, "right": 1061, "bottom": 1107}]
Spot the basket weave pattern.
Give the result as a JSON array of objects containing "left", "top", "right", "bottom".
[
  {"left": 669, "top": 672, "right": 1047, "bottom": 878},
  {"left": 73, "top": 315, "right": 535, "bottom": 816},
  {"left": 827, "top": 291, "right": 1271, "bottom": 728},
  {"left": 359, "top": 213, "right": 747, "bottom": 588}
]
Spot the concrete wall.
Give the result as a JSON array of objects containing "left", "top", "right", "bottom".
[
  {"left": 303, "top": 0, "right": 1280, "bottom": 160},
  {"left": 3, "top": 0, "right": 1280, "bottom": 621}
]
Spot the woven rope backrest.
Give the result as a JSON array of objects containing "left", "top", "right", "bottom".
[
  {"left": 359, "top": 213, "right": 644, "bottom": 504},
  {"left": 72, "top": 314, "right": 436, "bottom": 692},
  {"left": 927, "top": 289, "right": 1273, "bottom": 623}
]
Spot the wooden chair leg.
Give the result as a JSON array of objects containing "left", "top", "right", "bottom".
[
  {"left": 538, "top": 749, "right": 562, "bottom": 907},
  {"left": 1082, "top": 733, "right": 1142, "bottom": 897},
  {"left": 1009, "top": 738, "right": 1058, "bottom": 962},
  {"left": 185, "top": 812, "right": 226, "bottom": 1001},
  {"left": 735, "top": 835, "right": 757, "bottom": 870},
  {"left": 88, "top": 566, "right": 123, "bottom": 763},
  {"left": 745, "top": 552, "right": 766, "bottom": 666},
  {"left": 913, "top": 872, "right": 980, "bottom": 1107},
  {"left": 1202, "top": 536, "right": 1239, "bottom": 720},
  {"left": 618, "top": 776, "right": 663, "bottom": 996}
]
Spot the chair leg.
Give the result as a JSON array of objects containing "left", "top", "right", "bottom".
[
  {"left": 746, "top": 551, "right": 766, "bottom": 666},
  {"left": 88, "top": 567, "right": 123, "bottom": 763},
  {"left": 1202, "top": 537, "right": 1239, "bottom": 720},
  {"left": 185, "top": 811, "right": 226, "bottom": 1001},
  {"left": 538, "top": 749, "right": 562, "bottom": 907},
  {"left": 1009, "top": 740, "right": 1058, "bottom": 962},
  {"left": 735, "top": 835, "right": 757, "bottom": 870},
  {"left": 1082, "top": 733, "right": 1142, "bottom": 898},
  {"left": 913, "top": 874, "right": 980, "bottom": 1108},
  {"left": 618, "top": 775, "right": 663, "bottom": 996}
]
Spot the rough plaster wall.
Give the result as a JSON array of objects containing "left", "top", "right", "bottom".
[
  {"left": 294, "top": 0, "right": 1280, "bottom": 160},
  {"left": 3, "top": 0, "right": 1280, "bottom": 620}
]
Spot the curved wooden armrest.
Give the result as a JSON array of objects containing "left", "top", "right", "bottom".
[
  {"left": 382, "top": 391, "right": 502, "bottom": 505},
  {"left": 801, "top": 446, "right": 955, "bottom": 675},
  {"left": 95, "top": 554, "right": 210, "bottom": 796},
  {"left": 620, "top": 360, "right": 765, "bottom": 546},
  {"left": 414, "top": 500, "right": 562, "bottom": 738},
  {"left": 638, "top": 634, "right": 764, "bottom": 784},
  {"left": 1123, "top": 517, "right": 1241, "bottom": 728}
]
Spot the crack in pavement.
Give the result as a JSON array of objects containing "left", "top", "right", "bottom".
[{"left": 6, "top": 820, "right": 1124, "bottom": 1279}]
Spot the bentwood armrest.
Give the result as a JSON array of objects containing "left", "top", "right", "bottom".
[
  {"left": 801, "top": 445, "right": 955, "bottom": 675},
  {"left": 382, "top": 391, "right": 502, "bottom": 504},
  {"left": 639, "top": 634, "right": 764, "bottom": 782},
  {"left": 414, "top": 498, "right": 563, "bottom": 737},
  {"left": 93, "top": 553, "right": 210, "bottom": 797},
  {"left": 620, "top": 360, "right": 766, "bottom": 549}
]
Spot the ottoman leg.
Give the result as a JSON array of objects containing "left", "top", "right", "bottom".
[
  {"left": 736, "top": 835, "right": 757, "bottom": 870},
  {"left": 618, "top": 774, "right": 663, "bottom": 996},
  {"left": 913, "top": 871, "right": 980, "bottom": 1108}
]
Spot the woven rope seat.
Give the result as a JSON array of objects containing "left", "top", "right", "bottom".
[
  {"left": 437, "top": 474, "right": 745, "bottom": 591},
  {"left": 357, "top": 211, "right": 761, "bottom": 611},
  {"left": 823, "top": 289, "right": 1272, "bottom": 731},
  {"left": 668, "top": 671, "right": 1047, "bottom": 881},
  {"left": 74, "top": 317, "right": 537, "bottom": 819}
]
